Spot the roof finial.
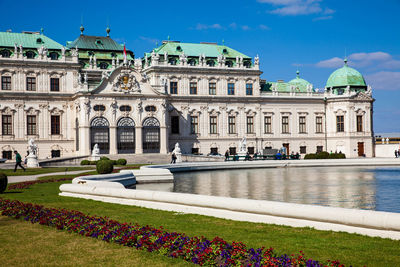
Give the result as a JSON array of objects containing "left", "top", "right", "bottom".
[
  {"left": 167, "top": 35, "right": 170, "bottom": 41},
  {"left": 296, "top": 70, "right": 300, "bottom": 78},
  {"left": 80, "top": 24, "right": 84, "bottom": 35},
  {"left": 106, "top": 26, "right": 110, "bottom": 37},
  {"left": 222, "top": 39, "right": 225, "bottom": 45},
  {"left": 40, "top": 27, "right": 44, "bottom": 35}
]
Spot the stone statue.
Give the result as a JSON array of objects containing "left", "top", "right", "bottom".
[
  {"left": 116, "top": 57, "right": 120, "bottom": 65},
  {"left": 14, "top": 43, "right": 18, "bottom": 54},
  {"left": 239, "top": 136, "right": 247, "bottom": 152},
  {"left": 93, "top": 55, "right": 97, "bottom": 66},
  {"left": 84, "top": 72, "right": 88, "bottom": 84},
  {"left": 172, "top": 142, "right": 182, "bottom": 163},
  {"left": 61, "top": 47, "right": 65, "bottom": 57},
  {"left": 26, "top": 138, "right": 39, "bottom": 168},
  {"left": 19, "top": 44, "right": 23, "bottom": 54},
  {"left": 164, "top": 52, "right": 168, "bottom": 62},
  {"left": 254, "top": 55, "right": 259, "bottom": 65},
  {"left": 71, "top": 46, "right": 79, "bottom": 57},
  {"left": 91, "top": 144, "right": 101, "bottom": 161},
  {"left": 28, "top": 138, "right": 37, "bottom": 155},
  {"left": 78, "top": 73, "right": 82, "bottom": 84}
]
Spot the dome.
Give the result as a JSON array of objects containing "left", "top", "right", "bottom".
[
  {"left": 326, "top": 59, "right": 366, "bottom": 88},
  {"left": 288, "top": 71, "right": 313, "bottom": 92}
]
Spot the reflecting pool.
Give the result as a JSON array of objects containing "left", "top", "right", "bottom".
[{"left": 135, "top": 166, "right": 400, "bottom": 213}]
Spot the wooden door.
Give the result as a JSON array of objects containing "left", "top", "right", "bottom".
[
  {"left": 283, "top": 143, "right": 290, "bottom": 154},
  {"left": 357, "top": 142, "right": 364, "bottom": 156}
]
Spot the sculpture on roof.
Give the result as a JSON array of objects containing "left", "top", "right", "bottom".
[
  {"left": 71, "top": 46, "right": 79, "bottom": 57},
  {"left": 14, "top": 43, "right": 18, "bottom": 54},
  {"left": 254, "top": 55, "right": 259, "bottom": 65},
  {"left": 61, "top": 47, "right": 65, "bottom": 57}
]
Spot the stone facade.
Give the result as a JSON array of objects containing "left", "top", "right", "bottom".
[{"left": 0, "top": 31, "right": 374, "bottom": 160}]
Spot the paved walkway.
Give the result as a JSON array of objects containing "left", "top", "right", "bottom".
[{"left": 8, "top": 170, "right": 93, "bottom": 184}]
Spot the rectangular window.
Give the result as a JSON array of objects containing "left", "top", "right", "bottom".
[
  {"left": 1, "top": 76, "right": 11, "bottom": 90},
  {"left": 209, "top": 116, "right": 217, "bottom": 134},
  {"left": 2, "top": 151, "right": 12, "bottom": 160},
  {"left": 316, "top": 116, "right": 323, "bottom": 133},
  {"left": 357, "top": 115, "right": 363, "bottom": 132},
  {"left": 228, "top": 116, "right": 236, "bottom": 134},
  {"left": 27, "top": 115, "right": 37, "bottom": 135},
  {"left": 2, "top": 115, "right": 12, "bottom": 135},
  {"left": 210, "top": 147, "right": 218, "bottom": 154},
  {"left": 191, "top": 148, "right": 199, "bottom": 154},
  {"left": 229, "top": 147, "right": 236, "bottom": 155},
  {"left": 171, "top": 116, "right": 179, "bottom": 134},
  {"left": 282, "top": 116, "right": 289, "bottom": 133},
  {"left": 190, "top": 82, "right": 197, "bottom": 95},
  {"left": 227, "top": 83, "right": 235, "bottom": 95},
  {"left": 51, "top": 150, "right": 61, "bottom": 158},
  {"left": 316, "top": 146, "right": 323, "bottom": 153},
  {"left": 209, "top": 82, "right": 216, "bottom": 95},
  {"left": 190, "top": 116, "right": 198, "bottom": 134},
  {"left": 247, "top": 116, "right": 254, "bottom": 133},
  {"left": 50, "top": 78, "right": 59, "bottom": 91},
  {"left": 248, "top": 147, "right": 255, "bottom": 154},
  {"left": 51, "top": 115, "right": 60, "bottom": 135},
  {"left": 336, "top": 115, "right": 344, "bottom": 132},
  {"left": 26, "top": 77, "right": 36, "bottom": 91},
  {"left": 264, "top": 116, "right": 272, "bottom": 133},
  {"left": 246, "top": 83, "right": 253, "bottom": 95},
  {"left": 170, "top": 82, "right": 178, "bottom": 94},
  {"left": 300, "top": 146, "right": 307, "bottom": 154},
  {"left": 299, "top": 116, "right": 306, "bottom": 133}
]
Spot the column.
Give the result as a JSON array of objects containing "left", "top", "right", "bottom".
[
  {"left": 136, "top": 126, "right": 143, "bottom": 154},
  {"left": 79, "top": 126, "right": 90, "bottom": 156},
  {"left": 160, "top": 126, "right": 167, "bottom": 154},
  {"left": 109, "top": 126, "right": 117, "bottom": 154}
]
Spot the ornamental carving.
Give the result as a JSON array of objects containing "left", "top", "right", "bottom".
[{"left": 112, "top": 70, "right": 141, "bottom": 93}]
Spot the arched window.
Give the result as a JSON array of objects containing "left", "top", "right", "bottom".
[
  {"left": 90, "top": 117, "right": 110, "bottom": 154},
  {"left": 225, "top": 61, "right": 233, "bottom": 67},
  {"left": 117, "top": 117, "right": 135, "bottom": 154},
  {"left": 176, "top": 46, "right": 182, "bottom": 52},
  {"left": 49, "top": 52, "right": 59, "bottom": 60},
  {"left": 26, "top": 51, "right": 35, "bottom": 59},
  {"left": 99, "top": 62, "right": 108, "bottom": 69},
  {"left": 142, "top": 117, "right": 160, "bottom": 153},
  {"left": 145, "top": 105, "right": 156, "bottom": 112},
  {"left": 36, "top": 38, "right": 43, "bottom": 44},
  {"left": 119, "top": 105, "right": 132, "bottom": 112},
  {"left": 0, "top": 50, "right": 10, "bottom": 58},
  {"left": 207, "top": 60, "right": 215, "bottom": 67},
  {"left": 93, "top": 105, "right": 106, "bottom": 112}
]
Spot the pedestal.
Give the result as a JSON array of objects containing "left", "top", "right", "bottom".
[
  {"left": 26, "top": 154, "right": 39, "bottom": 168},
  {"left": 175, "top": 152, "right": 182, "bottom": 163},
  {"left": 91, "top": 155, "right": 100, "bottom": 161}
]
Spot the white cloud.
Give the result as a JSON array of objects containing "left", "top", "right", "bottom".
[
  {"left": 315, "top": 57, "right": 343, "bottom": 68},
  {"left": 258, "top": 0, "right": 334, "bottom": 17},
  {"left": 241, "top": 25, "right": 251, "bottom": 30},
  {"left": 195, "top": 23, "right": 223, "bottom": 30},
  {"left": 139, "top": 36, "right": 159, "bottom": 44},
  {"left": 313, "top": 15, "right": 333, "bottom": 21},
  {"left": 259, "top": 24, "right": 270, "bottom": 30},
  {"left": 229, "top": 23, "right": 237, "bottom": 29},
  {"left": 364, "top": 71, "right": 400, "bottom": 91}
]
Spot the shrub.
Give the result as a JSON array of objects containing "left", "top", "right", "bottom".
[
  {"left": 329, "top": 153, "right": 346, "bottom": 159},
  {"left": 90, "top": 161, "right": 98, "bottom": 165},
  {"left": 316, "top": 151, "right": 330, "bottom": 159},
  {"left": 0, "top": 173, "right": 7, "bottom": 193},
  {"left": 80, "top": 160, "right": 90, "bottom": 165},
  {"left": 116, "top": 158, "right": 127, "bottom": 165},
  {"left": 112, "top": 160, "right": 118, "bottom": 165},
  {"left": 304, "top": 153, "right": 317, "bottom": 160},
  {"left": 96, "top": 160, "right": 114, "bottom": 174},
  {"left": 100, "top": 156, "right": 110, "bottom": 161}
]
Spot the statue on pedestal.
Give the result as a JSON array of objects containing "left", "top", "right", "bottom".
[
  {"left": 26, "top": 138, "right": 39, "bottom": 168},
  {"left": 237, "top": 137, "right": 247, "bottom": 157},
  {"left": 91, "top": 144, "right": 101, "bottom": 161},
  {"left": 172, "top": 142, "right": 182, "bottom": 163}
]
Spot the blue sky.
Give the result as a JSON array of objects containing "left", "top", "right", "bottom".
[{"left": 1, "top": 0, "right": 399, "bottom": 133}]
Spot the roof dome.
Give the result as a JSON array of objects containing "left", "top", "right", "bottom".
[
  {"left": 326, "top": 59, "right": 366, "bottom": 88},
  {"left": 288, "top": 71, "right": 313, "bottom": 92}
]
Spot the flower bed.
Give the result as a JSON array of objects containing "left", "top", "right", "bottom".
[{"left": 0, "top": 199, "right": 344, "bottom": 266}]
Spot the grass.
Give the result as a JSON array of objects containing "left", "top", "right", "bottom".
[
  {"left": 0, "top": 166, "right": 95, "bottom": 176},
  {"left": 1, "top": 174, "right": 400, "bottom": 266}
]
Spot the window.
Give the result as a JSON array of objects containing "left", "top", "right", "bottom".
[
  {"left": 264, "top": 116, "right": 272, "bottom": 133},
  {"left": 1, "top": 76, "right": 11, "bottom": 90},
  {"left": 49, "top": 52, "right": 59, "bottom": 60},
  {"left": 225, "top": 61, "right": 233, "bottom": 67},
  {"left": 188, "top": 59, "right": 196, "bottom": 66},
  {"left": 190, "top": 116, "right": 199, "bottom": 134},
  {"left": 190, "top": 82, "right": 197, "bottom": 95},
  {"left": 246, "top": 83, "right": 253, "bottom": 95},
  {"left": 282, "top": 116, "right": 289, "bottom": 133},
  {"left": 191, "top": 148, "right": 199, "bottom": 154},
  {"left": 336, "top": 115, "right": 344, "bottom": 132},
  {"left": 99, "top": 62, "right": 108, "bottom": 69},
  {"left": 299, "top": 116, "right": 306, "bottom": 133},
  {"left": 316, "top": 116, "right": 323, "bottom": 133},
  {"left": 50, "top": 78, "right": 59, "bottom": 91},
  {"left": 228, "top": 83, "right": 235, "bottom": 95},
  {"left": 2, "top": 150, "right": 12, "bottom": 160},
  {"left": 207, "top": 60, "right": 215, "bottom": 67},
  {"left": 145, "top": 105, "right": 157, "bottom": 112},
  {"left": 51, "top": 115, "right": 60, "bottom": 135},
  {"left": 300, "top": 146, "right": 307, "bottom": 154},
  {"left": 244, "top": 61, "right": 251, "bottom": 68},
  {"left": 26, "top": 51, "right": 35, "bottom": 59},
  {"left": 316, "top": 146, "right": 323, "bottom": 153},
  {"left": 210, "top": 116, "right": 217, "bottom": 134},
  {"left": 228, "top": 116, "right": 236, "bottom": 134},
  {"left": 357, "top": 115, "right": 363, "bottom": 132},
  {"left": 229, "top": 147, "right": 236, "bottom": 155},
  {"left": 209, "top": 82, "right": 216, "bottom": 95},
  {"left": 171, "top": 116, "right": 179, "bottom": 134},
  {"left": 119, "top": 105, "right": 131, "bottom": 112},
  {"left": 170, "top": 81, "right": 178, "bottom": 94},
  {"left": 27, "top": 115, "right": 37, "bottom": 135},
  {"left": 169, "top": 58, "right": 177, "bottom": 65},
  {"left": 247, "top": 116, "right": 254, "bottom": 134},
  {"left": 210, "top": 147, "right": 218, "bottom": 154},
  {"left": 51, "top": 150, "right": 61, "bottom": 158},
  {"left": 36, "top": 38, "right": 43, "bottom": 44},
  {"left": 26, "top": 77, "right": 36, "bottom": 91},
  {"left": 2, "top": 115, "right": 12, "bottom": 135},
  {"left": 0, "top": 50, "right": 10, "bottom": 58},
  {"left": 93, "top": 105, "right": 106, "bottom": 111},
  {"left": 248, "top": 147, "right": 255, "bottom": 154}
]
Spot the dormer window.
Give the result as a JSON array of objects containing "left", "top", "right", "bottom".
[
  {"left": 188, "top": 59, "right": 196, "bottom": 66},
  {"left": 0, "top": 50, "right": 10, "bottom": 58},
  {"left": 49, "top": 52, "right": 59, "bottom": 60},
  {"left": 94, "top": 105, "right": 106, "bottom": 111},
  {"left": 207, "top": 60, "right": 215, "bottom": 67},
  {"left": 95, "top": 39, "right": 103, "bottom": 45},
  {"left": 169, "top": 58, "right": 177, "bottom": 65},
  {"left": 145, "top": 105, "right": 156, "bottom": 112},
  {"left": 243, "top": 61, "right": 251, "bottom": 68},
  {"left": 26, "top": 51, "right": 35, "bottom": 59},
  {"left": 36, "top": 38, "right": 43, "bottom": 44},
  {"left": 223, "top": 48, "right": 228, "bottom": 54},
  {"left": 88, "top": 51, "right": 94, "bottom": 56},
  {"left": 99, "top": 62, "right": 108, "bottom": 69},
  {"left": 176, "top": 46, "right": 182, "bottom": 52},
  {"left": 111, "top": 52, "right": 116, "bottom": 57},
  {"left": 225, "top": 60, "right": 233, "bottom": 67}
]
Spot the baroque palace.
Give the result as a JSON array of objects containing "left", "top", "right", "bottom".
[{"left": 0, "top": 27, "right": 374, "bottom": 159}]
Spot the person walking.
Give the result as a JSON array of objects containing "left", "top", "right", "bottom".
[
  {"left": 14, "top": 151, "right": 26, "bottom": 172},
  {"left": 224, "top": 150, "right": 230, "bottom": 161},
  {"left": 171, "top": 152, "right": 177, "bottom": 164},
  {"left": 395, "top": 150, "right": 399, "bottom": 158}
]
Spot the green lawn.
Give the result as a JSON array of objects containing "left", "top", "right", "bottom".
[
  {"left": 1, "top": 174, "right": 400, "bottom": 266},
  {"left": 0, "top": 166, "right": 95, "bottom": 176}
]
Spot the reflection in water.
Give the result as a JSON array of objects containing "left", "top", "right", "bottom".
[{"left": 135, "top": 166, "right": 400, "bottom": 213}]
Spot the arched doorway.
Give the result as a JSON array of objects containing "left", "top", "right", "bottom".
[
  {"left": 142, "top": 117, "right": 160, "bottom": 153},
  {"left": 90, "top": 117, "right": 109, "bottom": 154},
  {"left": 117, "top": 117, "right": 135, "bottom": 154}
]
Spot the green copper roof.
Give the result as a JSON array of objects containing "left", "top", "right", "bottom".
[
  {"left": 67, "top": 35, "right": 125, "bottom": 51},
  {"left": 326, "top": 59, "right": 366, "bottom": 88},
  {"left": 149, "top": 42, "right": 251, "bottom": 58},
  {"left": 288, "top": 71, "right": 313, "bottom": 92},
  {"left": 0, "top": 31, "right": 64, "bottom": 50}
]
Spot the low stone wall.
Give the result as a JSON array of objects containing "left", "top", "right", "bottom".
[
  {"left": 375, "top": 144, "right": 399, "bottom": 158},
  {"left": 39, "top": 155, "right": 89, "bottom": 167}
]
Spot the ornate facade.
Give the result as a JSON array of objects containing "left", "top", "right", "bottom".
[{"left": 0, "top": 28, "right": 374, "bottom": 160}]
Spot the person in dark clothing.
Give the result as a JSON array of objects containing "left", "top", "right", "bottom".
[
  {"left": 14, "top": 151, "right": 26, "bottom": 172},
  {"left": 395, "top": 150, "right": 398, "bottom": 158},
  {"left": 171, "top": 153, "right": 177, "bottom": 164},
  {"left": 224, "top": 150, "right": 230, "bottom": 161}
]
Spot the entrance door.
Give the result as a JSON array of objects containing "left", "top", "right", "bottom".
[
  {"left": 358, "top": 142, "right": 364, "bottom": 156},
  {"left": 90, "top": 117, "right": 110, "bottom": 154},
  {"left": 117, "top": 118, "right": 135, "bottom": 154},
  {"left": 282, "top": 143, "right": 290, "bottom": 154},
  {"left": 142, "top": 117, "right": 160, "bottom": 153}
]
